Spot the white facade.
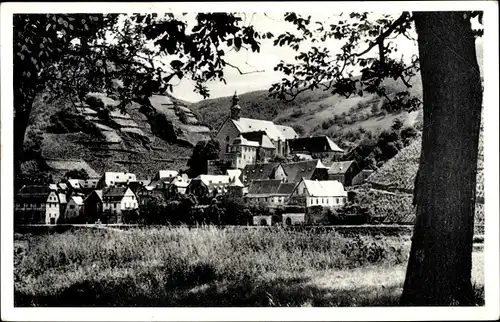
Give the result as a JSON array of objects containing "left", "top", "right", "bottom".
[
  {"left": 291, "top": 179, "right": 348, "bottom": 208},
  {"left": 101, "top": 172, "right": 137, "bottom": 187},
  {"left": 103, "top": 188, "right": 138, "bottom": 215},
  {"left": 45, "top": 191, "right": 60, "bottom": 224},
  {"left": 15, "top": 190, "right": 60, "bottom": 224},
  {"left": 157, "top": 170, "right": 178, "bottom": 179}
]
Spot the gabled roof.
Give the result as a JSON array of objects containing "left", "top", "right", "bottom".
[
  {"left": 242, "top": 162, "right": 280, "bottom": 182},
  {"left": 67, "top": 179, "right": 81, "bottom": 189},
  {"left": 16, "top": 185, "right": 52, "bottom": 199},
  {"left": 328, "top": 161, "right": 356, "bottom": 175},
  {"left": 247, "top": 179, "right": 282, "bottom": 196},
  {"left": 277, "top": 182, "right": 297, "bottom": 195},
  {"left": 231, "top": 118, "right": 297, "bottom": 141},
  {"left": 226, "top": 169, "right": 242, "bottom": 180},
  {"left": 230, "top": 176, "right": 245, "bottom": 187},
  {"left": 288, "top": 136, "right": 344, "bottom": 154},
  {"left": 84, "top": 189, "right": 103, "bottom": 202},
  {"left": 70, "top": 196, "right": 84, "bottom": 206},
  {"left": 58, "top": 193, "right": 67, "bottom": 204},
  {"left": 103, "top": 187, "right": 129, "bottom": 199},
  {"left": 281, "top": 160, "right": 325, "bottom": 182},
  {"left": 49, "top": 184, "right": 58, "bottom": 191},
  {"left": 231, "top": 135, "right": 260, "bottom": 147},
  {"left": 275, "top": 124, "right": 299, "bottom": 140},
  {"left": 240, "top": 131, "right": 276, "bottom": 149},
  {"left": 299, "top": 180, "right": 347, "bottom": 197},
  {"left": 58, "top": 183, "right": 68, "bottom": 190},
  {"left": 247, "top": 180, "right": 296, "bottom": 196},
  {"left": 194, "top": 175, "right": 231, "bottom": 187}
]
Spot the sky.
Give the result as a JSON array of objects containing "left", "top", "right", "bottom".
[{"left": 165, "top": 12, "right": 421, "bottom": 103}]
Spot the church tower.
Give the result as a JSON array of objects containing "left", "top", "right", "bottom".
[{"left": 230, "top": 91, "right": 241, "bottom": 120}]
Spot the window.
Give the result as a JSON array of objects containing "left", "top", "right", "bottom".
[
  {"left": 322, "top": 198, "right": 324, "bottom": 204},
  {"left": 326, "top": 199, "right": 329, "bottom": 204},
  {"left": 116, "top": 176, "right": 119, "bottom": 179},
  {"left": 69, "top": 205, "right": 75, "bottom": 209}
]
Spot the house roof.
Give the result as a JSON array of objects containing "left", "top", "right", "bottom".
[
  {"left": 277, "top": 182, "right": 297, "bottom": 194},
  {"left": 300, "top": 180, "right": 347, "bottom": 197},
  {"left": 242, "top": 162, "right": 280, "bottom": 182},
  {"left": 231, "top": 135, "right": 260, "bottom": 147},
  {"left": 194, "top": 175, "right": 231, "bottom": 187},
  {"left": 49, "top": 184, "right": 58, "bottom": 191},
  {"left": 16, "top": 186, "right": 52, "bottom": 201},
  {"left": 103, "top": 187, "right": 129, "bottom": 199},
  {"left": 281, "top": 160, "right": 325, "bottom": 182},
  {"left": 230, "top": 176, "right": 245, "bottom": 187},
  {"left": 78, "top": 179, "right": 99, "bottom": 189},
  {"left": 70, "top": 196, "right": 84, "bottom": 206},
  {"left": 275, "top": 124, "right": 299, "bottom": 140},
  {"left": 247, "top": 180, "right": 296, "bottom": 196},
  {"left": 288, "top": 136, "right": 344, "bottom": 154},
  {"left": 58, "top": 183, "right": 68, "bottom": 190},
  {"left": 328, "top": 161, "right": 356, "bottom": 175},
  {"left": 240, "top": 131, "right": 275, "bottom": 149},
  {"left": 231, "top": 118, "right": 297, "bottom": 141},
  {"left": 158, "top": 170, "right": 178, "bottom": 179},
  {"left": 67, "top": 179, "right": 81, "bottom": 189},
  {"left": 58, "top": 193, "right": 67, "bottom": 204},
  {"left": 247, "top": 179, "right": 282, "bottom": 196},
  {"left": 226, "top": 169, "right": 242, "bottom": 180}
]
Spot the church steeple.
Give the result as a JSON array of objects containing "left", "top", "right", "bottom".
[{"left": 230, "top": 91, "right": 241, "bottom": 120}]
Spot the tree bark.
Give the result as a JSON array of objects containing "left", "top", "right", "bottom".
[{"left": 401, "top": 12, "right": 482, "bottom": 305}]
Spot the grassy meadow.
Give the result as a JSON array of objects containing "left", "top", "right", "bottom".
[{"left": 14, "top": 226, "right": 484, "bottom": 307}]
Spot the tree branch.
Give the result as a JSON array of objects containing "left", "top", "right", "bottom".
[
  {"left": 225, "top": 62, "right": 265, "bottom": 75},
  {"left": 353, "top": 12, "right": 412, "bottom": 58}
]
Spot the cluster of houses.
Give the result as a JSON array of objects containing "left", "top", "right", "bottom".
[{"left": 15, "top": 93, "right": 374, "bottom": 226}]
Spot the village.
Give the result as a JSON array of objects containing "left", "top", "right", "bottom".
[{"left": 14, "top": 93, "right": 374, "bottom": 227}]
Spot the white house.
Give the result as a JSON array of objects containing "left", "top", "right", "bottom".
[
  {"left": 289, "top": 179, "right": 348, "bottom": 208},
  {"left": 155, "top": 170, "right": 179, "bottom": 180},
  {"left": 14, "top": 186, "right": 60, "bottom": 224},
  {"left": 215, "top": 92, "right": 298, "bottom": 162},
  {"left": 97, "top": 172, "right": 137, "bottom": 189},
  {"left": 102, "top": 187, "right": 138, "bottom": 222}
]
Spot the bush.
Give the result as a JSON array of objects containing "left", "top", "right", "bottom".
[{"left": 291, "top": 124, "right": 306, "bottom": 136}]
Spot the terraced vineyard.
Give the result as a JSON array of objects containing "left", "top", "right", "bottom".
[{"left": 362, "top": 119, "right": 485, "bottom": 224}]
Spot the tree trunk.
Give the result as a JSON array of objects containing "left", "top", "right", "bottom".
[
  {"left": 13, "top": 63, "right": 38, "bottom": 184},
  {"left": 401, "top": 12, "right": 482, "bottom": 305}
]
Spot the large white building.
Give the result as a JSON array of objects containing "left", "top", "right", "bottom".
[
  {"left": 215, "top": 93, "right": 298, "bottom": 168},
  {"left": 289, "top": 179, "right": 348, "bottom": 208}
]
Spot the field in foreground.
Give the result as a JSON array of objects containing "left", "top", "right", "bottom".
[{"left": 14, "top": 226, "right": 484, "bottom": 307}]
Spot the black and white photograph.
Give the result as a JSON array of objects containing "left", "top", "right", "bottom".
[{"left": 1, "top": 1, "right": 499, "bottom": 321}]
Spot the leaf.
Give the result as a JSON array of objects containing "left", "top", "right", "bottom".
[{"left": 234, "top": 37, "right": 242, "bottom": 50}]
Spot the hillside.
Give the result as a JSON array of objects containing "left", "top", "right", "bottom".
[
  {"left": 364, "top": 118, "right": 485, "bottom": 224},
  {"left": 23, "top": 93, "right": 211, "bottom": 180},
  {"left": 191, "top": 75, "right": 423, "bottom": 138},
  {"left": 191, "top": 41, "right": 483, "bottom": 142}
]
